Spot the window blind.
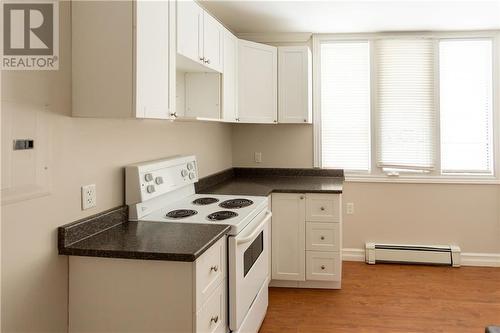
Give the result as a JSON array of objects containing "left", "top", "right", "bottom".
[
  {"left": 320, "top": 41, "right": 371, "bottom": 171},
  {"left": 376, "top": 38, "right": 436, "bottom": 170},
  {"left": 439, "top": 39, "right": 493, "bottom": 174}
]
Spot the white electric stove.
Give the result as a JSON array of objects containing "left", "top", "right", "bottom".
[
  {"left": 139, "top": 193, "right": 268, "bottom": 235},
  {"left": 125, "top": 155, "right": 271, "bottom": 333}
]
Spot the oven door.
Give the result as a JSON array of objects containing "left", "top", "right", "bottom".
[{"left": 229, "top": 210, "right": 271, "bottom": 331}]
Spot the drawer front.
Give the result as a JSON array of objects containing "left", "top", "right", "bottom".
[
  {"left": 305, "top": 194, "right": 340, "bottom": 222},
  {"left": 195, "top": 237, "right": 226, "bottom": 310},
  {"left": 306, "top": 251, "right": 341, "bottom": 281},
  {"left": 306, "top": 223, "right": 340, "bottom": 252},
  {"left": 195, "top": 281, "right": 226, "bottom": 333}
]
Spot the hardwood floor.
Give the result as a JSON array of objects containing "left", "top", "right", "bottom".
[{"left": 259, "top": 262, "right": 500, "bottom": 333}]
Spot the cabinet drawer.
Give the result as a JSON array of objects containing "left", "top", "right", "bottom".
[
  {"left": 306, "top": 223, "right": 340, "bottom": 252},
  {"left": 305, "top": 194, "right": 340, "bottom": 222},
  {"left": 306, "top": 251, "right": 341, "bottom": 282},
  {"left": 195, "top": 237, "right": 226, "bottom": 311},
  {"left": 195, "top": 280, "right": 226, "bottom": 333}
]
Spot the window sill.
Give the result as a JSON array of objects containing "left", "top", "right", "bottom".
[{"left": 345, "top": 175, "right": 500, "bottom": 185}]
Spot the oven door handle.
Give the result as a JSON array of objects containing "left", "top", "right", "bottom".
[{"left": 236, "top": 211, "right": 272, "bottom": 245}]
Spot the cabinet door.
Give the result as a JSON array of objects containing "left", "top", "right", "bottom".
[
  {"left": 177, "top": 0, "right": 203, "bottom": 64},
  {"left": 271, "top": 193, "right": 305, "bottom": 281},
  {"left": 135, "top": 0, "right": 170, "bottom": 119},
  {"left": 202, "top": 12, "right": 223, "bottom": 73},
  {"left": 222, "top": 30, "right": 238, "bottom": 122},
  {"left": 278, "top": 46, "right": 312, "bottom": 123},
  {"left": 238, "top": 39, "right": 277, "bottom": 123}
]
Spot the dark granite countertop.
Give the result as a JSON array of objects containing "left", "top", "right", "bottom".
[
  {"left": 200, "top": 176, "right": 343, "bottom": 196},
  {"left": 58, "top": 206, "right": 230, "bottom": 262},
  {"left": 196, "top": 168, "right": 344, "bottom": 196}
]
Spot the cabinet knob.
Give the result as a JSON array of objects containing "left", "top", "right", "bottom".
[
  {"left": 210, "top": 316, "right": 219, "bottom": 324},
  {"left": 235, "top": 118, "right": 240, "bottom": 122},
  {"left": 170, "top": 112, "right": 177, "bottom": 118},
  {"left": 273, "top": 120, "right": 277, "bottom": 123},
  {"left": 320, "top": 236, "right": 325, "bottom": 240},
  {"left": 304, "top": 119, "right": 307, "bottom": 122},
  {"left": 204, "top": 59, "right": 210, "bottom": 64},
  {"left": 210, "top": 265, "right": 219, "bottom": 272},
  {"left": 321, "top": 265, "right": 326, "bottom": 270},
  {"left": 300, "top": 196, "right": 304, "bottom": 200},
  {"left": 199, "top": 56, "right": 204, "bottom": 61},
  {"left": 320, "top": 207, "right": 325, "bottom": 211}
]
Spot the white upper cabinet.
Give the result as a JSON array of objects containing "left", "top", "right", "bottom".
[
  {"left": 177, "top": 0, "right": 203, "bottom": 65},
  {"left": 278, "top": 46, "right": 312, "bottom": 123},
  {"left": 177, "top": 0, "right": 223, "bottom": 73},
  {"left": 238, "top": 39, "right": 278, "bottom": 123},
  {"left": 72, "top": 0, "right": 174, "bottom": 119},
  {"left": 222, "top": 29, "right": 238, "bottom": 122},
  {"left": 202, "top": 12, "right": 223, "bottom": 72}
]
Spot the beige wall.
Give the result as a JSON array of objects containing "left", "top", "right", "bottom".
[
  {"left": 1, "top": 3, "right": 232, "bottom": 332},
  {"left": 232, "top": 123, "right": 500, "bottom": 253}
]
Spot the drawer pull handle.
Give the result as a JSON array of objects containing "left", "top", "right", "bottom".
[
  {"left": 210, "top": 316, "right": 219, "bottom": 324},
  {"left": 320, "top": 236, "right": 325, "bottom": 240},
  {"left": 321, "top": 265, "right": 326, "bottom": 270},
  {"left": 320, "top": 207, "right": 325, "bottom": 211},
  {"left": 210, "top": 265, "right": 219, "bottom": 272}
]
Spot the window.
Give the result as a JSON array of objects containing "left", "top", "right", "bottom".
[
  {"left": 320, "top": 42, "right": 371, "bottom": 171},
  {"left": 439, "top": 39, "right": 493, "bottom": 174},
  {"left": 315, "top": 33, "right": 497, "bottom": 181}
]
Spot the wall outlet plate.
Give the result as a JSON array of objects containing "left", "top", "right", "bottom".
[
  {"left": 81, "top": 184, "right": 97, "bottom": 210},
  {"left": 346, "top": 202, "right": 354, "bottom": 215},
  {"left": 254, "top": 152, "right": 262, "bottom": 163}
]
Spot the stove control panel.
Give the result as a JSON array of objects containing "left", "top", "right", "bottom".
[{"left": 125, "top": 155, "right": 199, "bottom": 205}]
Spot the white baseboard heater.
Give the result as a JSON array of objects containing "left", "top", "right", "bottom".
[{"left": 365, "top": 243, "right": 461, "bottom": 267}]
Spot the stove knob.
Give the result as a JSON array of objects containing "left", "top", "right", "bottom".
[
  {"left": 181, "top": 169, "right": 188, "bottom": 177},
  {"left": 155, "top": 177, "right": 163, "bottom": 185},
  {"left": 146, "top": 185, "right": 156, "bottom": 193},
  {"left": 187, "top": 162, "right": 195, "bottom": 170},
  {"left": 189, "top": 172, "right": 195, "bottom": 180},
  {"left": 144, "top": 173, "right": 153, "bottom": 182}
]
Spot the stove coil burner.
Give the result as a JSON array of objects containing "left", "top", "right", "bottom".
[
  {"left": 219, "top": 198, "right": 254, "bottom": 209},
  {"left": 192, "top": 197, "right": 219, "bottom": 205},
  {"left": 166, "top": 209, "right": 198, "bottom": 219},
  {"left": 207, "top": 210, "right": 239, "bottom": 221}
]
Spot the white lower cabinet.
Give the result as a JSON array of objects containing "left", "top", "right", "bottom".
[
  {"left": 195, "top": 281, "right": 227, "bottom": 333},
  {"left": 271, "top": 193, "right": 306, "bottom": 281},
  {"left": 68, "top": 237, "right": 228, "bottom": 333},
  {"left": 271, "top": 193, "right": 342, "bottom": 289},
  {"left": 306, "top": 251, "right": 341, "bottom": 282}
]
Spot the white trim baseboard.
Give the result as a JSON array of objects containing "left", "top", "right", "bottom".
[
  {"left": 342, "top": 248, "right": 365, "bottom": 262},
  {"left": 342, "top": 248, "right": 500, "bottom": 267},
  {"left": 461, "top": 252, "right": 500, "bottom": 267}
]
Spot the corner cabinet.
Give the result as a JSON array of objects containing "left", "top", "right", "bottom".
[
  {"left": 238, "top": 39, "right": 278, "bottom": 123},
  {"left": 72, "top": 0, "right": 175, "bottom": 119},
  {"left": 278, "top": 46, "right": 312, "bottom": 124},
  {"left": 271, "top": 193, "right": 342, "bottom": 289},
  {"left": 221, "top": 30, "right": 239, "bottom": 122},
  {"left": 177, "top": 0, "right": 223, "bottom": 73}
]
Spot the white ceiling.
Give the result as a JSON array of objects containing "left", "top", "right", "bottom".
[{"left": 200, "top": 0, "right": 500, "bottom": 34}]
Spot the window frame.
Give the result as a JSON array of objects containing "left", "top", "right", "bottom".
[{"left": 313, "top": 31, "right": 500, "bottom": 184}]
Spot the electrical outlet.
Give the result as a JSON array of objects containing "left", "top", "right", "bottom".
[
  {"left": 346, "top": 202, "right": 354, "bottom": 215},
  {"left": 81, "top": 184, "right": 97, "bottom": 210},
  {"left": 254, "top": 152, "right": 262, "bottom": 163}
]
